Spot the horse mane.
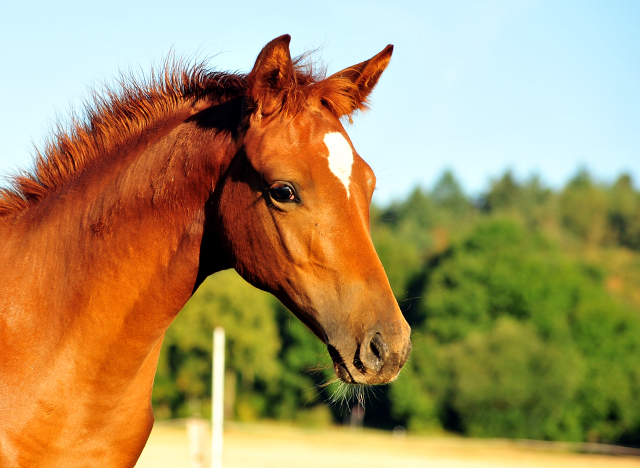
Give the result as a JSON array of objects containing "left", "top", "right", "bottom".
[{"left": 0, "top": 53, "right": 361, "bottom": 217}]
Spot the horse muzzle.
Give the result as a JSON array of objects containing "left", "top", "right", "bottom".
[{"left": 327, "top": 323, "right": 412, "bottom": 385}]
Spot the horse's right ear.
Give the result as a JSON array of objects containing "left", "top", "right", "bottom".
[{"left": 246, "top": 35, "right": 294, "bottom": 117}]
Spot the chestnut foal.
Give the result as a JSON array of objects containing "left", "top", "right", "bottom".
[{"left": 0, "top": 35, "right": 410, "bottom": 467}]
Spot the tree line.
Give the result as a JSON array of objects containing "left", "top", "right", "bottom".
[{"left": 152, "top": 168, "right": 640, "bottom": 445}]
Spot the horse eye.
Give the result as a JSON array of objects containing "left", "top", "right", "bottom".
[{"left": 269, "top": 184, "right": 296, "bottom": 202}]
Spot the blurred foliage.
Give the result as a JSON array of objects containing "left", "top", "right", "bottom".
[{"left": 152, "top": 169, "right": 640, "bottom": 445}]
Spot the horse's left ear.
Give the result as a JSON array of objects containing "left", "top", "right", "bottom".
[
  {"left": 246, "top": 34, "right": 294, "bottom": 117},
  {"left": 325, "top": 44, "right": 394, "bottom": 117}
]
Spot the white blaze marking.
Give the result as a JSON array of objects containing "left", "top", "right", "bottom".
[{"left": 323, "top": 132, "right": 354, "bottom": 197}]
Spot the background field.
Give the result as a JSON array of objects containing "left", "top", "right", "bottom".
[{"left": 136, "top": 420, "right": 640, "bottom": 468}]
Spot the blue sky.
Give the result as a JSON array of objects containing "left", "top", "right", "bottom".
[{"left": 1, "top": 1, "right": 638, "bottom": 204}]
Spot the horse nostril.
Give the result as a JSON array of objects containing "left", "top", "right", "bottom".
[
  {"left": 357, "top": 332, "right": 389, "bottom": 372},
  {"left": 370, "top": 338, "right": 381, "bottom": 359}
]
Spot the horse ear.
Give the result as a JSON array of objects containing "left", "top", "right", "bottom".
[
  {"left": 247, "top": 34, "right": 294, "bottom": 117},
  {"left": 326, "top": 44, "right": 393, "bottom": 118}
]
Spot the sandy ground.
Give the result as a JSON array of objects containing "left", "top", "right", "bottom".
[{"left": 136, "top": 420, "right": 640, "bottom": 468}]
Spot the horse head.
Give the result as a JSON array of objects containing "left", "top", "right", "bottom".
[{"left": 215, "top": 35, "right": 411, "bottom": 386}]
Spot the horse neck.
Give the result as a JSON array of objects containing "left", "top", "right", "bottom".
[
  {"left": 3, "top": 103, "right": 237, "bottom": 358},
  {"left": 0, "top": 101, "right": 243, "bottom": 466}
]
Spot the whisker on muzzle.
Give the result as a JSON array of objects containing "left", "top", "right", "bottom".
[{"left": 319, "top": 380, "right": 371, "bottom": 411}]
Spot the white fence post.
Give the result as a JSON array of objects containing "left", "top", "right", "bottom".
[{"left": 212, "top": 327, "right": 225, "bottom": 468}]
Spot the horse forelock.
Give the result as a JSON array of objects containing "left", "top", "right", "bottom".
[{"left": 0, "top": 52, "right": 360, "bottom": 217}]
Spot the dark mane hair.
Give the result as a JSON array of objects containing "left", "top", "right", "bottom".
[{"left": 0, "top": 54, "right": 361, "bottom": 217}]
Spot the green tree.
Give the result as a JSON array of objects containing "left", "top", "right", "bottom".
[
  {"left": 431, "top": 170, "right": 471, "bottom": 219},
  {"left": 266, "top": 301, "right": 334, "bottom": 424},
  {"left": 153, "top": 269, "right": 281, "bottom": 419},
  {"left": 448, "top": 318, "right": 584, "bottom": 440},
  {"left": 559, "top": 168, "right": 607, "bottom": 244},
  {"left": 483, "top": 170, "right": 521, "bottom": 212},
  {"left": 388, "top": 218, "right": 640, "bottom": 442},
  {"left": 607, "top": 174, "right": 640, "bottom": 250}
]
